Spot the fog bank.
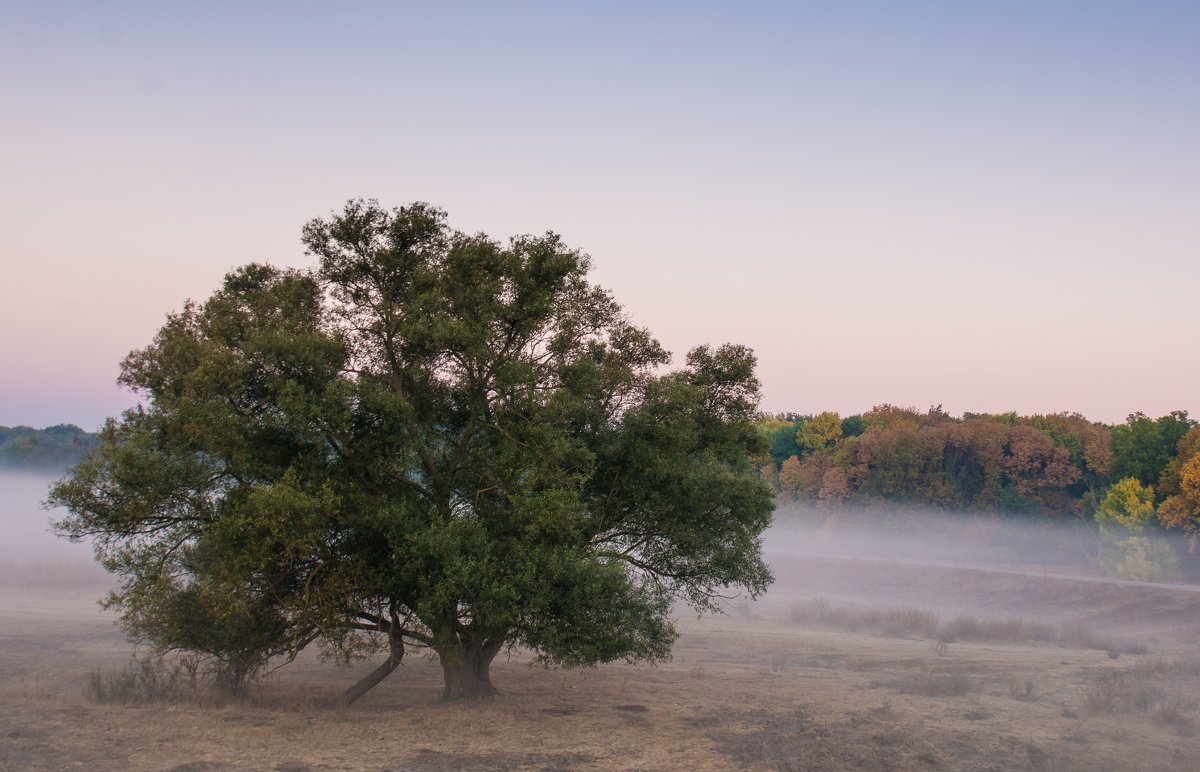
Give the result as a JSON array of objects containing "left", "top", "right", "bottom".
[
  {"left": 0, "top": 472, "right": 108, "bottom": 588},
  {"left": 764, "top": 504, "right": 1196, "bottom": 581}
]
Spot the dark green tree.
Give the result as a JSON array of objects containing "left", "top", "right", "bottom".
[
  {"left": 1111, "top": 411, "right": 1194, "bottom": 492},
  {"left": 50, "top": 200, "right": 774, "bottom": 702},
  {"left": 765, "top": 418, "right": 803, "bottom": 468},
  {"left": 839, "top": 414, "right": 866, "bottom": 439}
]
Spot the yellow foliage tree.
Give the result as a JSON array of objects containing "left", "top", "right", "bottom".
[
  {"left": 797, "top": 411, "right": 842, "bottom": 454},
  {"left": 1100, "top": 535, "right": 1179, "bottom": 582},
  {"left": 1095, "top": 478, "right": 1156, "bottom": 533},
  {"left": 778, "top": 455, "right": 804, "bottom": 500},
  {"left": 1095, "top": 478, "right": 1178, "bottom": 580},
  {"left": 1158, "top": 453, "right": 1200, "bottom": 550}
]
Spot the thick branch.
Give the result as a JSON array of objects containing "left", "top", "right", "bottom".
[{"left": 338, "top": 619, "right": 405, "bottom": 707}]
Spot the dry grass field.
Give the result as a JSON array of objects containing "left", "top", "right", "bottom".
[{"left": 4, "top": 552, "right": 1200, "bottom": 771}]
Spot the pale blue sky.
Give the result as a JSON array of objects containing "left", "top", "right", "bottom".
[{"left": 3, "top": 1, "right": 1198, "bottom": 427}]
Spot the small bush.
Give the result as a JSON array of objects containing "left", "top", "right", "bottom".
[
  {"left": 789, "top": 601, "right": 937, "bottom": 638},
  {"left": 1131, "top": 682, "right": 1165, "bottom": 712},
  {"left": 1008, "top": 676, "right": 1036, "bottom": 700},
  {"left": 1132, "top": 657, "right": 1172, "bottom": 676},
  {"left": 768, "top": 653, "right": 799, "bottom": 672},
  {"left": 881, "top": 608, "right": 939, "bottom": 638},
  {"left": 1076, "top": 662, "right": 1195, "bottom": 719},
  {"left": 1059, "top": 620, "right": 1102, "bottom": 649},
  {"left": 1157, "top": 703, "right": 1197, "bottom": 736},
  {"left": 86, "top": 655, "right": 187, "bottom": 704},
  {"left": 1057, "top": 621, "right": 1143, "bottom": 654},
  {"left": 943, "top": 615, "right": 1056, "bottom": 645},
  {"left": 84, "top": 652, "right": 259, "bottom": 705},
  {"left": 1081, "top": 671, "right": 1123, "bottom": 715},
  {"left": 903, "top": 672, "right": 972, "bottom": 697}
]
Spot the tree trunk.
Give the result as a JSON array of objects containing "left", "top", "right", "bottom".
[
  {"left": 338, "top": 627, "right": 404, "bottom": 707},
  {"left": 439, "top": 639, "right": 501, "bottom": 700}
]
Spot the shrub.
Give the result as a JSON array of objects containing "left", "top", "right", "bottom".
[
  {"left": 84, "top": 652, "right": 258, "bottom": 705},
  {"left": 904, "top": 672, "right": 972, "bottom": 697}
]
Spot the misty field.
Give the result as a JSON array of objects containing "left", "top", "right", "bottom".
[
  {"left": 4, "top": 554, "right": 1200, "bottom": 770},
  {"left": 4, "top": 473, "right": 1200, "bottom": 770}
]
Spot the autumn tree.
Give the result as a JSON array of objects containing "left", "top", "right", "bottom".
[
  {"left": 1025, "top": 413, "right": 1113, "bottom": 504},
  {"left": 1157, "top": 427, "right": 1200, "bottom": 500},
  {"left": 939, "top": 418, "right": 1008, "bottom": 510},
  {"left": 1158, "top": 428, "right": 1200, "bottom": 549},
  {"left": 1095, "top": 478, "right": 1177, "bottom": 580},
  {"left": 777, "top": 454, "right": 804, "bottom": 500},
  {"left": 861, "top": 404, "right": 923, "bottom": 432},
  {"left": 797, "top": 411, "right": 842, "bottom": 455},
  {"left": 50, "top": 200, "right": 774, "bottom": 703},
  {"left": 854, "top": 421, "right": 949, "bottom": 505},
  {"left": 1095, "top": 478, "right": 1157, "bottom": 533},
  {"left": 1002, "top": 424, "right": 1080, "bottom": 511}
]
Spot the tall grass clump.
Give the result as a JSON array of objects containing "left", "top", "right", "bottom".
[
  {"left": 85, "top": 652, "right": 262, "bottom": 705},
  {"left": 787, "top": 600, "right": 1142, "bottom": 654}
]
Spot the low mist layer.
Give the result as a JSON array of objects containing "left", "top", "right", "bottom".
[
  {"left": 0, "top": 472, "right": 108, "bottom": 589},
  {"left": 766, "top": 504, "right": 1196, "bottom": 583}
]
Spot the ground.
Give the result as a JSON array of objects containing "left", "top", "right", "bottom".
[{"left": 3, "top": 553, "right": 1200, "bottom": 770}]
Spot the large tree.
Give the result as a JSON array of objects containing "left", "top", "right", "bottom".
[{"left": 50, "top": 201, "right": 774, "bottom": 702}]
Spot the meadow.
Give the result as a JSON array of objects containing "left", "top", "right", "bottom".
[{"left": 4, "top": 549, "right": 1199, "bottom": 770}]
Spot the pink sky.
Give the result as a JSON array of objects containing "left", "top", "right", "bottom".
[{"left": 3, "top": 3, "right": 1197, "bottom": 428}]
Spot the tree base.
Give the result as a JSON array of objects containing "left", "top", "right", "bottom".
[{"left": 439, "top": 642, "right": 501, "bottom": 700}]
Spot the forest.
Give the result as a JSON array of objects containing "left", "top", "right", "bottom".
[
  {"left": 756, "top": 407, "right": 1200, "bottom": 580},
  {"left": 0, "top": 424, "right": 99, "bottom": 470}
]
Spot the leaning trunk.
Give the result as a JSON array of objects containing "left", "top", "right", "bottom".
[
  {"left": 338, "top": 626, "right": 405, "bottom": 707},
  {"left": 439, "top": 639, "right": 501, "bottom": 700}
]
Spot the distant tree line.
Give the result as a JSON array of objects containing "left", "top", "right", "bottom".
[
  {"left": 0, "top": 424, "right": 100, "bottom": 470},
  {"left": 14, "top": 403, "right": 1200, "bottom": 579},
  {"left": 757, "top": 407, "right": 1200, "bottom": 580}
]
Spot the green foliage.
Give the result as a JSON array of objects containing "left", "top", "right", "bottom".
[
  {"left": 1111, "top": 411, "right": 1195, "bottom": 492},
  {"left": 996, "top": 484, "right": 1041, "bottom": 516},
  {"left": 0, "top": 424, "right": 98, "bottom": 470},
  {"left": 840, "top": 414, "right": 866, "bottom": 438},
  {"left": 50, "top": 200, "right": 774, "bottom": 700},
  {"left": 758, "top": 416, "right": 802, "bottom": 468}
]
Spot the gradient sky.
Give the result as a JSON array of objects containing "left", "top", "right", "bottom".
[{"left": 3, "top": 1, "right": 1198, "bottom": 429}]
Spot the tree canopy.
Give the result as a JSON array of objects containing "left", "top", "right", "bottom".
[{"left": 49, "top": 200, "right": 774, "bottom": 701}]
